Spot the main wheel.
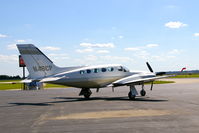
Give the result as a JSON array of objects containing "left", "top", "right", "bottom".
[
  {"left": 128, "top": 91, "right": 136, "bottom": 100},
  {"left": 83, "top": 89, "right": 92, "bottom": 99},
  {"left": 140, "top": 90, "right": 146, "bottom": 96},
  {"left": 84, "top": 93, "right": 91, "bottom": 99}
]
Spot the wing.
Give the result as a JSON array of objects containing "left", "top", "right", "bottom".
[
  {"left": 0, "top": 82, "right": 19, "bottom": 84},
  {"left": 111, "top": 74, "right": 174, "bottom": 87},
  {"left": 0, "top": 79, "right": 33, "bottom": 84},
  {"left": 40, "top": 76, "right": 67, "bottom": 82}
]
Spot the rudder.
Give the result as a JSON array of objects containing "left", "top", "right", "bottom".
[{"left": 17, "top": 44, "right": 59, "bottom": 79}]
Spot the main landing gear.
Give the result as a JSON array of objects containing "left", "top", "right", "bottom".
[
  {"left": 128, "top": 84, "right": 146, "bottom": 100},
  {"left": 79, "top": 88, "right": 92, "bottom": 99}
]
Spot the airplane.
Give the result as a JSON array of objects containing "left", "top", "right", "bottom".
[{"left": 16, "top": 44, "right": 174, "bottom": 100}]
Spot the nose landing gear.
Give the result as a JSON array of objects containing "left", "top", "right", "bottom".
[
  {"left": 140, "top": 84, "right": 146, "bottom": 96},
  {"left": 128, "top": 85, "right": 138, "bottom": 100}
]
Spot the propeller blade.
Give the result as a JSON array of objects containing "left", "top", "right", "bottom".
[
  {"left": 150, "top": 82, "right": 154, "bottom": 91},
  {"left": 146, "top": 62, "right": 154, "bottom": 73}
]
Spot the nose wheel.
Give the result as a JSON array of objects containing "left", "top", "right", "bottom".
[
  {"left": 140, "top": 89, "right": 146, "bottom": 96},
  {"left": 128, "top": 85, "right": 138, "bottom": 100},
  {"left": 140, "top": 84, "right": 146, "bottom": 96},
  {"left": 128, "top": 91, "right": 136, "bottom": 100}
]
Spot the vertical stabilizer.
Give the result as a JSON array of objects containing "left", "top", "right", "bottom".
[{"left": 17, "top": 44, "right": 59, "bottom": 79}]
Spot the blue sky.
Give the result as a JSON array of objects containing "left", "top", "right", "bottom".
[{"left": 0, "top": 0, "right": 199, "bottom": 76}]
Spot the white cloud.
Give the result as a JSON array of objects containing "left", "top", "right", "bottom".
[
  {"left": 16, "top": 40, "right": 26, "bottom": 43},
  {"left": 73, "top": 55, "right": 134, "bottom": 66},
  {"left": 168, "top": 49, "right": 182, "bottom": 54},
  {"left": 125, "top": 45, "right": 182, "bottom": 62},
  {"left": 7, "top": 44, "right": 17, "bottom": 50},
  {"left": 48, "top": 53, "right": 69, "bottom": 60},
  {"left": 96, "top": 50, "right": 110, "bottom": 54},
  {"left": 48, "top": 53, "right": 65, "bottom": 56},
  {"left": 165, "top": 21, "right": 187, "bottom": 29},
  {"left": 86, "top": 55, "right": 98, "bottom": 61},
  {"left": 124, "top": 47, "right": 141, "bottom": 51},
  {"left": 41, "top": 46, "right": 61, "bottom": 51},
  {"left": 76, "top": 48, "right": 110, "bottom": 54},
  {"left": 100, "top": 55, "right": 134, "bottom": 63},
  {"left": 125, "top": 44, "right": 159, "bottom": 51},
  {"left": 80, "top": 42, "right": 115, "bottom": 48},
  {"left": 76, "top": 48, "right": 94, "bottom": 53},
  {"left": 111, "top": 37, "right": 115, "bottom": 40},
  {"left": 143, "top": 49, "right": 183, "bottom": 62},
  {"left": 0, "top": 34, "right": 8, "bottom": 38},
  {"left": 146, "top": 44, "right": 159, "bottom": 48},
  {"left": 194, "top": 33, "right": 199, "bottom": 37},
  {"left": 151, "top": 55, "right": 176, "bottom": 61},
  {"left": 135, "top": 50, "right": 150, "bottom": 60},
  {"left": 72, "top": 55, "right": 99, "bottom": 65},
  {"left": 0, "top": 54, "right": 18, "bottom": 62},
  {"left": 118, "top": 35, "right": 124, "bottom": 39},
  {"left": 77, "top": 42, "right": 114, "bottom": 54}
]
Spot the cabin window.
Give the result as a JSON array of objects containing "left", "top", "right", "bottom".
[
  {"left": 108, "top": 67, "right": 114, "bottom": 72},
  {"left": 118, "top": 66, "right": 123, "bottom": 71},
  {"left": 93, "top": 68, "right": 100, "bottom": 73},
  {"left": 87, "top": 69, "right": 91, "bottom": 74},
  {"left": 101, "top": 68, "right": 107, "bottom": 72},
  {"left": 80, "top": 70, "right": 85, "bottom": 74}
]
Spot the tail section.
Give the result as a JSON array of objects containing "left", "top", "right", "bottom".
[{"left": 17, "top": 44, "right": 59, "bottom": 79}]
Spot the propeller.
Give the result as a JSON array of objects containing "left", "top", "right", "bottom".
[
  {"left": 146, "top": 62, "right": 166, "bottom": 76},
  {"left": 146, "top": 62, "right": 154, "bottom": 73},
  {"left": 150, "top": 82, "right": 154, "bottom": 91}
]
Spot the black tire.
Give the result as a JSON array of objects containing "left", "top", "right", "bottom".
[
  {"left": 84, "top": 90, "right": 92, "bottom": 99},
  {"left": 128, "top": 92, "right": 135, "bottom": 100},
  {"left": 84, "top": 93, "right": 91, "bottom": 99},
  {"left": 140, "top": 90, "right": 146, "bottom": 96}
]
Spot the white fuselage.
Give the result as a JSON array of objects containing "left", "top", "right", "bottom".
[
  {"left": 50, "top": 64, "right": 131, "bottom": 88},
  {"left": 48, "top": 64, "right": 155, "bottom": 88}
]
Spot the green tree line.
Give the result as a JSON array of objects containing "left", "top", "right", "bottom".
[{"left": 0, "top": 75, "right": 22, "bottom": 80}]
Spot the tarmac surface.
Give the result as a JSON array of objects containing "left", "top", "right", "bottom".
[{"left": 0, "top": 78, "right": 199, "bottom": 133}]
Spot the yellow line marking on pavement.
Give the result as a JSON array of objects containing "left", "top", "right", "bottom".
[{"left": 53, "top": 109, "right": 171, "bottom": 120}]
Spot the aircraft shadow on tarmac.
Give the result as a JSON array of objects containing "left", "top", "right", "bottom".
[
  {"left": 53, "top": 96, "right": 168, "bottom": 102},
  {"left": 7, "top": 97, "right": 168, "bottom": 107}
]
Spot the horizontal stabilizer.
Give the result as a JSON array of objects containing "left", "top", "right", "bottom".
[
  {"left": 0, "top": 79, "right": 33, "bottom": 84},
  {"left": 40, "top": 76, "right": 68, "bottom": 83},
  {"left": 21, "top": 79, "right": 33, "bottom": 83}
]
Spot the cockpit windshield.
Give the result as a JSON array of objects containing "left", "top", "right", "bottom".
[
  {"left": 117, "top": 66, "right": 129, "bottom": 72},
  {"left": 123, "top": 66, "right": 130, "bottom": 72}
]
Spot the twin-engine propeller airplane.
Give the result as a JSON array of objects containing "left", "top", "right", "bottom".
[{"left": 17, "top": 44, "right": 173, "bottom": 100}]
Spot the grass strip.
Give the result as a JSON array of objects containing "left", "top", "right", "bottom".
[
  {"left": 169, "top": 74, "right": 199, "bottom": 78},
  {"left": 146, "top": 80, "right": 175, "bottom": 85}
]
